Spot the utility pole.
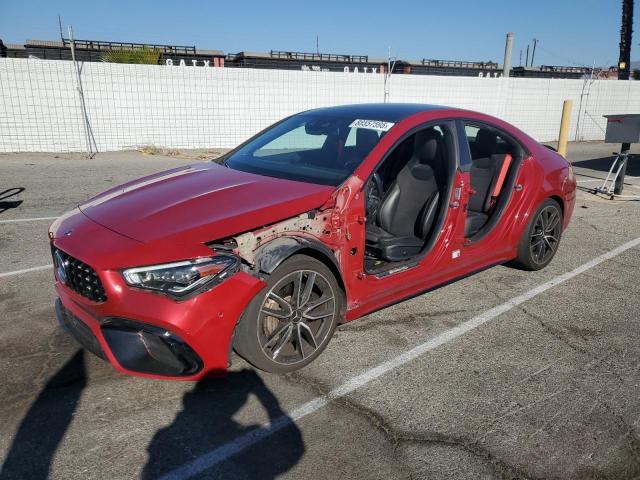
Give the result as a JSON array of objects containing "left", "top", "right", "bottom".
[
  {"left": 68, "top": 26, "right": 94, "bottom": 158},
  {"left": 502, "top": 32, "right": 514, "bottom": 77},
  {"left": 531, "top": 38, "right": 538, "bottom": 67},
  {"left": 383, "top": 46, "right": 396, "bottom": 103},
  {"left": 58, "top": 15, "right": 64, "bottom": 42},
  {"left": 618, "top": 0, "right": 633, "bottom": 80},
  {"left": 519, "top": 49, "right": 523, "bottom": 67}
]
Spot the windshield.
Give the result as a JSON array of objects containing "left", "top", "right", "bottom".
[{"left": 225, "top": 113, "right": 391, "bottom": 186}]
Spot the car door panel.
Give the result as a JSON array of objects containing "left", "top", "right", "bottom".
[
  {"left": 344, "top": 170, "right": 467, "bottom": 320},
  {"left": 455, "top": 120, "right": 534, "bottom": 268}
]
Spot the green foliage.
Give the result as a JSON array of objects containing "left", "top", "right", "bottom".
[{"left": 102, "top": 47, "right": 161, "bottom": 65}]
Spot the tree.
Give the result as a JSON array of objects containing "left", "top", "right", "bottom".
[{"left": 102, "top": 46, "right": 161, "bottom": 65}]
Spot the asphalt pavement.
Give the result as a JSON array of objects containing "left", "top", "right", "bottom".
[{"left": 1, "top": 143, "right": 639, "bottom": 480}]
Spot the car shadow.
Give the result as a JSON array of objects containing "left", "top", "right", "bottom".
[
  {"left": 0, "top": 350, "right": 86, "bottom": 480},
  {"left": 572, "top": 155, "right": 640, "bottom": 177},
  {"left": 142, "top": 369, "right": 304, "bottom": 480},
  {"left": 0, "top": 188, "right": 25, "bottom": 214}
]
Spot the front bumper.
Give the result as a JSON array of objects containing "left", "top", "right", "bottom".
[
  {"left": 54, "top": 268, "right": 265, "bottom": 380},
  {"left": 49, "top": 209, "right": 266, "bottom": 380},
  {"left": 55, "top": 299, "right": 202, "bottom": 376}
]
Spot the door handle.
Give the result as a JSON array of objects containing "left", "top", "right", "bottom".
[
  {"left": 450, "top": 187, "right": 462, "bottom": 208},
  {"left": 514, "top": 184, "right": 523, "bottom": 192}
]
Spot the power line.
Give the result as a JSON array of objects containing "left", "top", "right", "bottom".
[
  {"left": 535, "top": 44, "right": 603, "bottom": 69},
  {"left": 531, "top": 38, "right": 538, "bottom": 66}
]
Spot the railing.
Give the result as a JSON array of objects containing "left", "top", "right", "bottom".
[
  {"left": 270, "top": 50, "right": 368, "bottom": 63},
  {"left": 420, "top": 59, "right": 499, "bottom": 69},
  {"left": 61, "top": 38, "right": 196, "bottom": 55}
]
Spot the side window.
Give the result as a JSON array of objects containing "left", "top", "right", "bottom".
[
  {"left": 495, "top": 136, "right": 513, "bottom": 155},
  {"left": 365, "top": 123, "right": 453, "bottom": 224},
  {"left": 374, "top": 123, "right": 452, "bottom": 191}
]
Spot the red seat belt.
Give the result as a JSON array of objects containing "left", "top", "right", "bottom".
[{"left": 492, "top": 154, "right": 512, "bottom": 198}]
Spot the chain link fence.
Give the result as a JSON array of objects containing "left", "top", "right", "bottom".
[{"left": 1, "top": 57, "right": 639, "bottom": 153}]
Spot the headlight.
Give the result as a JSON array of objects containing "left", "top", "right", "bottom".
[{"left": 122, "top": 255, "right": 239, "bottom": 299}]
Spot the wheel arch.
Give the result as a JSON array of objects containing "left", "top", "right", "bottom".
[
  {"left": 253, "top": 236, "right": 346, "bottom": 298},
  {"left": 230, "top": 236, "right": 346, "bottom": 370},
  {"left": 523, "top": 193, "right": 565, "bottom": 239},
  {"left": 549, "top": 194, "right": 564, "bottom": 215}
]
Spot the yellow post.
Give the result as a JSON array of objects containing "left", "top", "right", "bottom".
[{"left": 557, "top": 100, "right": 573, "bottom": 158}]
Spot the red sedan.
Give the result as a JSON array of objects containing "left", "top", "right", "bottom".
[{"left": 49, "top": 104, "right": 576, "bottom": 379}]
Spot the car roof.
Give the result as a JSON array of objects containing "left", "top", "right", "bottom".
[{"left": 302, "top": 103, "right": 451, "bottom": 122}]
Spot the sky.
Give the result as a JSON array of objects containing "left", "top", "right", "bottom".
[{"left": 1, "top": 0, "right": 638, "bottom": 67}]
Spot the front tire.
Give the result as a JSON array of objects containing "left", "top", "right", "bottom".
[
  {"left": 511, "top": 198, "right": 563, "bottom": 271},
  {"left": 233, "top": 255, "right": 343, "bottom": 373}
]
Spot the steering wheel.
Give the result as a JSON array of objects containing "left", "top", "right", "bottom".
[{"left": 365, "top": 173, "right": 384, "bottom": 217}]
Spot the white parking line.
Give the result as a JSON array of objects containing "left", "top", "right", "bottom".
[
  {"left": 0, "top": 216, "right": 58, "bottom": 224},
  {"left": 0, "top": 264, "right": 52, "bottom": 279},
  {"left": 160, "top": 235, "right": 640, "bottom": 480}
]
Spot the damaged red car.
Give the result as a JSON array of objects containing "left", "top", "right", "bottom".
[{"left": 49, "top": 104, "right": 576, "bottom": 379}]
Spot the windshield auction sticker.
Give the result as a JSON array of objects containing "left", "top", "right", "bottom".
[{"left": 349, "top": 119, "right": 395, "bottom": 132}]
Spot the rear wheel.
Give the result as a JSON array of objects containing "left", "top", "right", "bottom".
[
  {"left": 233, "top": 255, "right": 342, "bottom": 373},
  {"left": 511, "top": 198, "right": 563, "bottom": 271}
]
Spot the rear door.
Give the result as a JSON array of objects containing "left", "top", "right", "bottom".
[{"left": 457, "top": 120, "right": 530, "bottom": 267}]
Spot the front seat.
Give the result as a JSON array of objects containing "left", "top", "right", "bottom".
[{"left": 366, "top": 129, "right": 441, "bottom": 262}]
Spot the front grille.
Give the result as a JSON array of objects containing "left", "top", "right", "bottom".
[{"left": 53, "top": 248, "right": 107, "bottom": 302}]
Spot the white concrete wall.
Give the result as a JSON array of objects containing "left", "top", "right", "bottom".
[{"left": 1, "top": 57, "right": 639, "bottom": 152}]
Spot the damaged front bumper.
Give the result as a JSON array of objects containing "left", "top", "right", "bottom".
[{"left": 53, "top": 259, "right": 265, "bottom": 380}]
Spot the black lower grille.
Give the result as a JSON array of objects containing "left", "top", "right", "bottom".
[
  {"left": 53, "top": 248, "right": 107, "bottom": 302},
  {"left": 56, "top": 300, "right": 106, "bottom": 360}
]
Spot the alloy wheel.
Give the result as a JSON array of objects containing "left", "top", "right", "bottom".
[
  {"left": 530, "top": 205, "right": 561, "bottom": 265},
  {"left": 258, "top": 269, "right": 336, "bottom": 365}
]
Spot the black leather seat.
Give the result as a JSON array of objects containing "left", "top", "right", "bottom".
[
  {"left": 471, "top": 129, "right": 497, "bottom": 159},
  {"left": 366, "top": 129, "right": 442, "bottom": 262},
  {"left": 465, "top": 129, "right": 498, "bottom": 237},
  {"left": 465, "top": 152, "right": 510, "bottom": 237}
]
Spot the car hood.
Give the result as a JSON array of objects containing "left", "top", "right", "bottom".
[{"left": 79, "top": 162, "right": 335, "bottom": 244}]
